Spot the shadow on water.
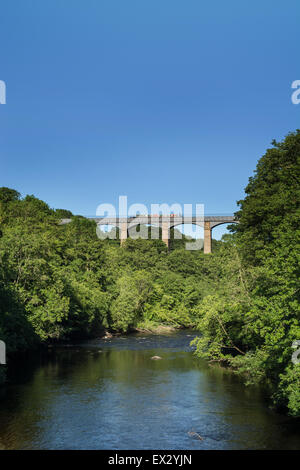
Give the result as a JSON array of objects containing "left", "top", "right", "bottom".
[{"left": 0, "top": 330, "right": 299, "bottom": 450}]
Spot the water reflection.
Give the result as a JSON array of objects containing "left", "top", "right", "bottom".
[{"left": 0, "top": 331, "right": 299, "bottom": 449}]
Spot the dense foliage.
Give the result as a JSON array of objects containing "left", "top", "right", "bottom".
[
  {"left": 0, "top": 130, "right": 299, "bottom": 415},
  {"left": 192, "top": 130, "right": 300, "bottom": 416},
  {"left": 0, "top": 190, "right": 213, "bottom": 344}
]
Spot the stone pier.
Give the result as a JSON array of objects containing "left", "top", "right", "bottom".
[{"left": 203, "top": 221, "right": 212, "bottom": 254}]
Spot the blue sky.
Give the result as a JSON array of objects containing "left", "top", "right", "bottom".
[{"left": 0, "top": 0, "right": 299, "bottom": 239}]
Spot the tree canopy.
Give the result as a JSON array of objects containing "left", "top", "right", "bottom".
[{"left": 0, "top": 130, "right": 299, "bottom": 416}]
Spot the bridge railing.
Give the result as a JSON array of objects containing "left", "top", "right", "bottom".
[{"left": 83, "top": 214, "right": 236, "bottom": 219}]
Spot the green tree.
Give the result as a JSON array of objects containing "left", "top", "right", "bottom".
[{"left": 193, "top": 130, "right": 300, "bottom": 416}]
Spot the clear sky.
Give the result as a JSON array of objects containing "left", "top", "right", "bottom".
[{"left": 0, "top": 0, "right": 299, "bottom": 239}]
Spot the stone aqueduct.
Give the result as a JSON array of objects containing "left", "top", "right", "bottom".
[
  {"left": 75, "top": 215, "right": 238, "bottom": 253},
  {"left": 61, "top": 215, "right": 237, "bottom": 253}
]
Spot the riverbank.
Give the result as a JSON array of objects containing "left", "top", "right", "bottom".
[
  {"left": 99, "top": 323, "right": 186, "bottom": 339},
  {"left": 130, "top": 323, "right": 183, "bottom": 335}
]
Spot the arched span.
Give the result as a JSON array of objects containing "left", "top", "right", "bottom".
[
  {"left": 168, "top": 222, "right": 204, "bottom": 251},
  {"left": 96, "top": 222, "right": 120, "bottom": 242},
  {"left": 210, "top": 221, "right": 239, "bottom": 250},
  {"left": 127, "top": 221, "right": 160, "bottom": 231},
  {"left": 210, "top": 220, "right": 238, "bottom": 230},
  {"left": 169, "top": 221, "right": 204, "bottom": 230},
  {"left": 127, "top": 222, "right": 161, "bottom": 240}
]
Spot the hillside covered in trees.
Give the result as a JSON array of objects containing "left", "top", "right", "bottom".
[{"left": 0, "top": 130, "right": 299, "bottom": 416}]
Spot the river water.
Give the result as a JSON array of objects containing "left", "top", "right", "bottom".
[{"left": 0, "top": 330, "right": 299, "bottom": 450}]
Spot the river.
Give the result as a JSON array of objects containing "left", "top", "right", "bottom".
[{"left": 0, "top": 330, "right": 299, "bottom": 450}]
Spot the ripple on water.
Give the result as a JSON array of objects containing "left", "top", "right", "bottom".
[{"left": 0, "top": 331, "right": 299, "bottom": 450}]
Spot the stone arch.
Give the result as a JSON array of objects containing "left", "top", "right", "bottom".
[
  {"left": 209, "top": 220, "right": 239, "bottom": 252},
  {"left": 209, "top": 220, "right": 238, "bottom": 230},
  {"left": 127, "top": 221, "right": 161, "bottom": 240},
  {"left": 168, "top": 221, "right": 204, "bottom": 230},
  {"left": 168, "top": 222, "right": 204, "bottom": 251},
  {"left": 96, "top": 221, "right": 120, "bottom": 243}
]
